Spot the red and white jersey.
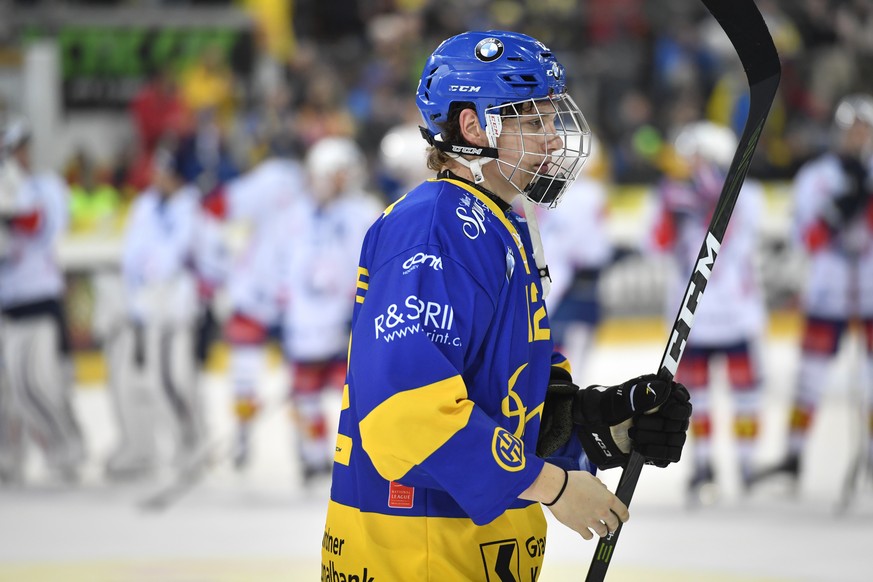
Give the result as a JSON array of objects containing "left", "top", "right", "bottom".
[
  {"left": 121, "top": 186, "right": 200, "bottom": 325},
  {"left": 225, "top": 158, "right": 304, "bottom": 222},
  {"left": 224, "top": 158, "right": 307, "bottom": 326},
  {"left": 536, "top": 176, "right": 612, "bottom": 311},
  {"left": 280, "top": 190, "right": 383, "bottom": 361},
  {"left": 792, "top": 152, "right": 873, "bottom": 317},
  {"left": 0, "top": 171, "right": 68, "bottom": 309},
  {"left": 648, "top": 177, "right": 766, "bottom": 346}
]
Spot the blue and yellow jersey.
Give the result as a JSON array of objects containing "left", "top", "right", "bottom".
[{"left": 323, "top": 177, "right": 589, "bottom": 581}]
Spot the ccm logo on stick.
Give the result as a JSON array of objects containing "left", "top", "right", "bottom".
[{"left": 663, "top": 231, "right": 720, "bottom": 376}]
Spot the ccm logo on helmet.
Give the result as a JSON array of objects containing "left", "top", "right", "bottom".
[
  {"left": 451, "top": 145, "right": 483, "bottom": 155},
  {"left": 449, "top": 85, "right": 481, "bottom": 93}
]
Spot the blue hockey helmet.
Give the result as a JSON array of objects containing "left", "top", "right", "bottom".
[
  {"left": 416, "top": 31, "right": 590, "bottom": 207},
  {"left": 418, "top": 31, "right": 568, "bottom": 136}
]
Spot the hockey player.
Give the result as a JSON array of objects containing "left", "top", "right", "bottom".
[
  {"left": 751, "top": 94, "right": 873, "bottom": 486},
  {"left": 378, "top": 117, "right": 431, "bottom": 203},
  {"left": 321, "top": 31, "right": 692, "bottom": 579},
  {"left": 201, "top": 141, "right": 306, "bottom": 469},
  {"left": 648, "top": 120, "right": 767, "bottom": 500},
  {"left": 104, "top": 146, "right": 205, "bottom": 479},
  {"left": 535, "top": 134, "right": 613, "bottom": 378},
  {"left": 279, "top": 136, "right": 383, "bottom": 483},
  {"left": 0, "top": 117, "right": 84, "bottom": 483}
]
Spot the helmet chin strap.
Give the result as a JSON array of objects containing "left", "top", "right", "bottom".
[
  {"left": 521, "top": 196, "right": 551, "bottom": 299},
  {"left": 449, "top": 154, "right": 494, "bottom": 184}
]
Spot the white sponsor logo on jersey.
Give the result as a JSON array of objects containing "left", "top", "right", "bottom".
[
  {"left": 402, "top": 252, "right": 443, "bottom": 274},
  {"left": 373, "top": 294, "right": 461, "bottom": 346},
  {"left": 456, "top": 195, "right": 488, "bottom": 240}
]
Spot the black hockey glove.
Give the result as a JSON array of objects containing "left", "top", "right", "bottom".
[
  {"left": 537, "top": 371, "right": 691, "bottom": 470},
  {"left": 822, "top": 155, "right": 871, "bottom": 231},
  {"left": 628, "top": 382, "right": 692, "bottom": 467}
]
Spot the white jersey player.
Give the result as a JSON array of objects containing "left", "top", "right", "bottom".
[
  {"left": 648, "top": 121, "right": 767, "bottom": 498},
  {"left": 534, "top": 135, "right": 613, "bottom": 378},
  {"left": 378, "top": 120, "right": 431, "bottom": 203},
  {"left": 201, "top": 150, "right": 307, "bottom": 469},
  {"left": 279, "top": 136, "right": 383, "bottom": 482},
  {"left": 104, "top": 147, "right": 205, "bottom": 480},
  {"left": 0, "top": 118, "right": 84, "bottom": 483},
  {"left": 752, "top": 94, "right": 873, "bottom": 486}
]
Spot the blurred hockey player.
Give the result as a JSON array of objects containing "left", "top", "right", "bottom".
[
  {"left": 535, "top": 135, "right": 613, "bottom": 378},
  {"left": 751, "top": 94, "right": 873, "bottom": 487},
  {"left": 280, "top": 137, "right": 383, "bottom": 483},
  {"left": 201, "top": 139, "right": 306, "bottom": 470},
  {"left": 0, "top": 118, "right": 84, "bottom": 483},
  {"left": 322, "top": 31, "right": 691, "bottom": 578},
  {"left": 648, "top": 120, "right": 767, "bottom": 500},
  {"left": 378, "top": 118, "right": 430, "bottom": 203},
  {"left": 104, "top": 146, "right": 205, "bottom": 480}
]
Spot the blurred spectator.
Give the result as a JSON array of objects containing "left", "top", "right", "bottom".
[
  {"left": 294, "top": 72, "right": 357, "bottom": 150},
  {"left": 64, "top": 147, "right": 122, "bottom": 235},
  {"left": 127, "top": 64, "right": 191, "bottom": 192},
  {"left": 173, "top": 118, "right": 241, "bottom": 195},
  {"left": 608, "top": 89, "right": 665, "bottom": 184},
  {"left": 178, "top": 42, "right": 238, "bottom": 134},
  {"left": 130, "top": 65, "right": 190, "bottom": 157},
  {"left": 347, "top": 12, "right": 424, "bottom": 154}
]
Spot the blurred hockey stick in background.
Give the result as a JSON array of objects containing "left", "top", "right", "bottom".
[
  {"left": 138, "top": 393, "right": 289, "bottom": 512},
  {"left": 585, "top": 1, "right": 781, "bottom": 579},
  {"left": 836, "top": 261, "right": 871, "bottom": 515}
]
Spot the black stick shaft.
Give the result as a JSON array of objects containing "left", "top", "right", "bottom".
[{"left": 585, "top": 1, "right": 780, "bottom": 579}]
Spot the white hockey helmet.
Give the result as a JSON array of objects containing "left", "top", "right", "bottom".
[
  {"left": 306, "top": 136, "right": 366, "bottom": 200},
  {"left": 673, "top": 121, "right": 737, "bottom": 170},
  {"left": 832, "top": 93, "right": 873, "bottom": 155},
  {"left": 379, "top": 123, "right": 430, "bottom": 188},
  {"left": 834, "top": 93, "right": 873, "bottom": 130}
]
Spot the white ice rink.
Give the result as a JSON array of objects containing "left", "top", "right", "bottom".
[{"left": 1, "top": 334, "right": 872, "bottom": 582}]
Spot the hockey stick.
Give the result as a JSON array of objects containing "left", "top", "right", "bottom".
[
  {"left": 585, "top": 1, "right": 780, "bottom": 579},
  {"left": 138, "top": 394, "right": 289, "bottom": 512},
  {"left": 836, "top": 262, "right": 870, "bottom": 515}
]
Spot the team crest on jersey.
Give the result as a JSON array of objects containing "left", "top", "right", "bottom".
[
  {"left": 492, "top": 427, "right": 525, "bottom": 472},
  {"left": 505, "top": 246, "right": 516, "bottom": 281}
]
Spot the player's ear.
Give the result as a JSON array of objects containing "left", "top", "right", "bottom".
[{"left": 458, "top": 108, "right": 488, "bottom": 147}]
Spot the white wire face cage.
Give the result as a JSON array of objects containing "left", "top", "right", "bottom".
[{"left": 486, "top": 93, "right": 591, "bottom": 208}]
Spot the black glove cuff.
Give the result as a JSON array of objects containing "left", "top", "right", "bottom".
[{"left": 536, "top": 378, "right": 579, "bottom": 459}]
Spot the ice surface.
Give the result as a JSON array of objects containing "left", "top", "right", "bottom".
[{"left": 1, "top": 336, "right": 871, "bottom": 582}]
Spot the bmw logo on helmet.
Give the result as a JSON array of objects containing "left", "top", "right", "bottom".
[{"left": 475, "top": 38, "right": 504, "bottom": 62}]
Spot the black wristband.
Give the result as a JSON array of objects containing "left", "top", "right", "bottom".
[{"left": 543, "top": 467, "right": 569, "bottom": 507}]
